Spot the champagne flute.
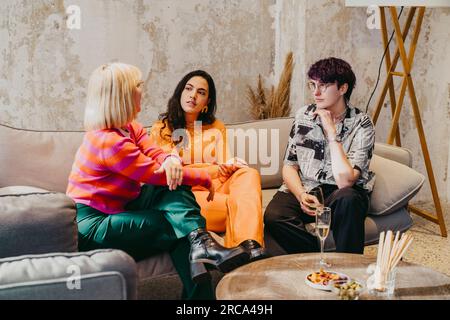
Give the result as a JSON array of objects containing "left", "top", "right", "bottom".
[{"left": 316, "top": 207, "right": 332, "bottom": 268}]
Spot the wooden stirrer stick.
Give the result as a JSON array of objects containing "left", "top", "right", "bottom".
[
  {"left": 382, "top": 231, "right": 393, "bottom": 282},
  {"left": 391, "top": 235, "right": 413, "bottom": 269},
  {"left": 377, "top": 231, "right": 385, "bottom": 270},
  {"left": 388, "top": 231, "right": 400, "bottom": 271},
  {"left": 390, "top": 233, "right": 407, "bottom": 270}
]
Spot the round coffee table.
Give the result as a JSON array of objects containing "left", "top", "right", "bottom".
[{"left": 216, "top": 253, "right": 450, "bottom": 300}]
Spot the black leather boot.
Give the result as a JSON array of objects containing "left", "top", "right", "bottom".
[
  {"left": 188, "top": 228, "right": 250, "bottom": 283},
  {"left": 239, "top": 239, "right": 268, "bottom": 262}
]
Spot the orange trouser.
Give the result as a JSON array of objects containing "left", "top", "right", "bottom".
[{"left": 192, "top": 167, "right": 264, "bottom": 248}]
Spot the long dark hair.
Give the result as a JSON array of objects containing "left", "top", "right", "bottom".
[{"left": 159, "top": 70, "right": 217, "bottom": 143}]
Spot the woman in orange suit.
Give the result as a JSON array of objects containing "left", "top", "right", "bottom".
[{"left": 149, "top": 70, "right": 265, "bottom": 261}]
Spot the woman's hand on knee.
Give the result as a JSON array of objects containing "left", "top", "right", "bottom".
[
  {"left": 226, "top": 157, "right": 248, "bottom": 168},
  {"left": 218, "top": 157, "right": 248, "bottom": 181},
  {"left": 218, "top": 163, "right": 234, "bottom": 180}
]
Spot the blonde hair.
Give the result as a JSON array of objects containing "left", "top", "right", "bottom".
[{"left": 84, "top": 63, "right": 142, "bottom": 131}]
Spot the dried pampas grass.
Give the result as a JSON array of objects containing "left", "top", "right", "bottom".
[{"left": 247, "top": 52, "right": 294, "bottom": 120}]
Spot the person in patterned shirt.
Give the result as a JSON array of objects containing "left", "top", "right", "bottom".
[{"left": 264, "top": 57, "right": 375, "bottom": 254}]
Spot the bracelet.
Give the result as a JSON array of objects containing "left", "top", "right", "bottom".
[
  {"left": 161, "top": 154, "right": 182, "bottom": 169},
  {"left": 164, "top": 153, "right": 183, "bottom": 164},
  {"left": 328, "top": 135, "right": 342, "bottom": 143}
]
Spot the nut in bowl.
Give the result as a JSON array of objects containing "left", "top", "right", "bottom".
[{"left": 332, "top": 280, "right": 363, "bottom": 300}]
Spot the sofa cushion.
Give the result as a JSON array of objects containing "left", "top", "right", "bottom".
[
  {"left": 0, "top": 249, "right": 137, "bottom": 300},
  {"left": 0, "top": 124, "right": 84, "bottom": 192},
  {"left": 0, "top": 186, "right": 78, "bottom": 258},
  {"left": 369, "top": 154, "right": 425, "bottom": 216},
  {"left": 136, "top": 253, "right": 177, "bottom": 281},
  {"left": 226, "top": 117, "right": 293, "bottom": 189}
]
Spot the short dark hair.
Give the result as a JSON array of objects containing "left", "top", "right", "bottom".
[
  {"left": 307, "top": 57, "right": 356, "bottom": 103},
  {"left": 159, "top": 70, "right": 217, "bottom": 135}
]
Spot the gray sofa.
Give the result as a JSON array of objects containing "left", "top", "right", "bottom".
[{"left": 0, "top": 117, "right": 424, "bottom": 299}]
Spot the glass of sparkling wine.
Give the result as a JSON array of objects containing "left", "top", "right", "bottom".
[{"left": 316, "top": 207, "right": 332, "bottom": 268}]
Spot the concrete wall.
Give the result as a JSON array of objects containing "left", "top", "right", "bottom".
[
  {"left": 0, "top": 0, "right": 275, "bottom": 129},
  {"left": 1, "top": 0, "right": 449, "bottom": 203}
]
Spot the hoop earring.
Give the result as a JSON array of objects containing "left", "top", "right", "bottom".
[{"left": 201, "top": 106, "right": 208, "bottom": 113}]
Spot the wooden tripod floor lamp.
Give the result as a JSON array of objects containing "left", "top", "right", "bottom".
[{"left": 345, "top": 1, "right": 449, "bottom": 237}]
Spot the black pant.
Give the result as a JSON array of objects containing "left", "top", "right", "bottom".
[{"left": 264, "top": 184, "right": 369, "bottom": 254}]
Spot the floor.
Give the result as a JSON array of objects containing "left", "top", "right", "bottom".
[{"left": 364, "top": 200, "right": 450, "bottom": 277}]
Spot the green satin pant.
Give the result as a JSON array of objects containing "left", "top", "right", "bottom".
[{"left": 76, "top": 184, "right": 213, "bottom": 300}]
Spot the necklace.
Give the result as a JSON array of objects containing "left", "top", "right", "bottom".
[{"left": 333, "top": 108, "right": 347, "bottom": 123}]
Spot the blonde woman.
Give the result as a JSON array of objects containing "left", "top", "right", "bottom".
[
  {"left": 66, "top": 63, "right": 249, "bottom": 300},
  {"left": 149, "top": 70, "right": 265, "bottom": 261}
]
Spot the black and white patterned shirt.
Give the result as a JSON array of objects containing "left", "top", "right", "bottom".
[{"left": 280, "top": 104, "right": 376, "bottom": 193}]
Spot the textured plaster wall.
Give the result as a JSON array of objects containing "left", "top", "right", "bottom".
[
  {"left": 0, "top": 0, "right": 275, "bottom": 129},
  {"left": 1, "top": 0, "right": 449, "bottom": 202}
]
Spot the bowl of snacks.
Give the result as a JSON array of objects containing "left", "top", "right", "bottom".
[
  {"left": 305, "top": 268, "right": 349, "bottom": 291},
  {"left": 332, "top": 280, "right": 363, "bottom": 300}
]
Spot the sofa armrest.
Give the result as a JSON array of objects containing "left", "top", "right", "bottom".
[
  {"left": 374, "top": 142, "right": 412, "bottom": 167},
  {"left": 0, "top": 186, "right": 78, "bottom": 258},
  {"left": 369, "top": 154, "right": 425, "bottom": 216},
  {"left": 0, "top": 249, "right": 137, "bottom": 300}
]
